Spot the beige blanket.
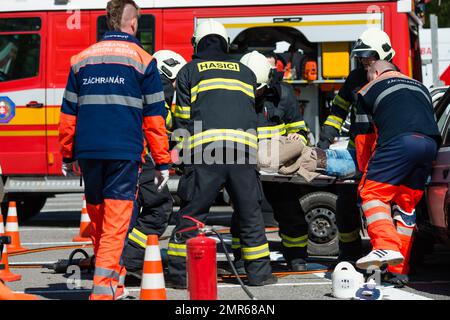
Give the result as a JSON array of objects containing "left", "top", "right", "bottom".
[{"left": 258, "top": 136, "right": 320, "bottom": 182}]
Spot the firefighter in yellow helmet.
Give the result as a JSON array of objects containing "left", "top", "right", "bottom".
[
  {"left": 317, "top": 28, "right": 396, "bottom": 270},
  {"left": 166, "top": 19, "right": 276, "bottom": 288}
]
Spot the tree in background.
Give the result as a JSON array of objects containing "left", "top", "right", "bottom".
[{"left": 419, "top": 0, "right": 450, "bottom": 28}]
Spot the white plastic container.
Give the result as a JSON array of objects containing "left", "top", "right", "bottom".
[{"left": 332, "top": 262, "right": 365, "bottom": 299}]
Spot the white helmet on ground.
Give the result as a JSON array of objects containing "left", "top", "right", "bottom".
[
  {"left": 240, "top": 51, "right": 272, "bottom": 90},
  {"left": 192, "top": 19, "right": 229, "bottom": 46},
  {"left": 153, "top": 50, "right": 187, "bottom": 80},
  {"left": 351, "top": 28, "right": 396, "bottom": 61}
]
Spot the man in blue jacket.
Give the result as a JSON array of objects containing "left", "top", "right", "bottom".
[{"left": 58, "top": 0, "right": 170, "bottom": 300}]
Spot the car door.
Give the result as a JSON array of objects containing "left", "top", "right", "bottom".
[{"left": 427, "top": 87, "right": 450, "bottom": 234}]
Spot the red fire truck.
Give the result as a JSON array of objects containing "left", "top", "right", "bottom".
[{"left": 0, "top": 0, "right": 424, "bottom": 220}]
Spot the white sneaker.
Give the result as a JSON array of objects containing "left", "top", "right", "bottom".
[
  {"left": 115, "top": 287, "right": 130, "bottom": 300},
  {"left": 356, "top": 250, "right": 404, "bottom": 270}
]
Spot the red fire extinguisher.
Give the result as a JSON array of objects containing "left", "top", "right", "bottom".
[{"left": 180, "top": 216, "right": 217, "bottom": 300}]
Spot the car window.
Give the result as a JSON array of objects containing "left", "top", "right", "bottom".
[
  {"left": 438, "top": 101, "right": 450, "bottom": 133},
  {"left": 0, "top": 18, "right": 41, "bottom": 82}
]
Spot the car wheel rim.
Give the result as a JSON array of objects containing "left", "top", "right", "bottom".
[{"left": 305, "top": 207, "right": 337, "bottom": 244}]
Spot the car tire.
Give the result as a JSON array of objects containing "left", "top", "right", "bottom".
[{"left": 299, "top": 191, "right": 339, "bottom": 256}]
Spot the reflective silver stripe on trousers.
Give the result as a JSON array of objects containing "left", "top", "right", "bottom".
[
  {"left": 373, "top": 83, "right": 432, "bottom": 113},
  {"left": 366, "top": 212, "right": 393, "bottom": 225},
  {"left": 92, "top": 285, "right": 116, "bottom": 296},
  {"left": 167, "top": 247, "right": 186, "bottom": 254},
  {"left": 143, "top": 91, "right": 165, "bottom": 105},
  {"left": 241, "top": 246, "right": 270, "bottom": 260},
  {"left": 79, "top": 94, "right": 143, "bottom": 109},
  {"left": 64, "top": 90, "right": 78, "bottom": 104},
  {"left": 355, "top": 114, "right": 372, "bottom": 123},
  {"left": 397, "top": 225, "right": 414, "bottom": 236},
  {"left": 362, "top": 200, "right": 391, "bottom": 212},
  {"left": 73, "top": 55, "right": 147, "bottom": 74},
  {"left": 94, "top": 267, "right": 120, "bottom": 281}
]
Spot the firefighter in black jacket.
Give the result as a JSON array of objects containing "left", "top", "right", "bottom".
[
  {"left": 317, "top": 29, "right": 396, "bottom": 262},
  {"left": 123, "top": 50, "right": 186, "bottom": 278},
  {"left": 231, "top": 51, "right": 310, "bottom": 271},
  {"left": 166, "top": 19, "right": 276, "bottom": 288}
]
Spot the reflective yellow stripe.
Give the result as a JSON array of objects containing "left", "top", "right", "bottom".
[
  {"left": 223, "top": 19, "right": 382, "bottom": 29},
  {"left": 333, "top": 94, "right": 351, "bottom": 112},
  {"left": 188, "top": 129, "right": 258, "bottom": 150},
  {"left": 128, "top": 234, "right": 146, "bottom": 249},
  {"left": 174, "top": 105, "right": 191, "bottom": 120},
  {"left": 241, "top": 243, "right": 270, "bottom": 260},
  {"left": 280, "top": 234, "right": 308, "bottom": 248},
  {"left": 128, "top": 228, "right": 148, "bottom": 248},
  {"left": 167, "top": 243, "right": 187, "bottom": 257},
  {"left": 191, "top": 78, "right": 255, "bottom": 103},
  {"left": 232, "top": 237, "right": 241, "bottom": 249},
  {"left": 338, "top": 229, "right": 360, "bottom": 243},
  {"left": 324, "top": 115, "right": 344, "bottom": 130},
  {"left": 0, "top": 130, "right": 59, "bottom": 137},
  {"left": 189, "top": 136, "right": 258, "bottom": 150},
  {"left": 166, "top": 111, "right": 173, "bottom": 130},
  {"left": 257, "top": 123, "right": 286, "bottom": 139},
  {"left": 191, "top": 129, "right": 258, "bottom": 142},
  {"left": 348, "top": 139, "right": 355, "bottom": 148},
  {"left": 300, "top": 135, "right": 307, "bottom": 145},
  {"left": 285, "top": 120, "right": 307, "bottom": 133}
]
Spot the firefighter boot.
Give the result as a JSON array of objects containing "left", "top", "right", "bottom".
[
  {"left": 288, "top": 258, "right": 307, "bottom": 272},
  {"left": 382, "top": 272, "right": 409, "bottom": 288}
]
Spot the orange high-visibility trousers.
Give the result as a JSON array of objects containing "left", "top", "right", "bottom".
[
  {"left": 79, "top": 159, "right": 139, "bottom": 300},
  {"left": 359, "top": 134, "right": 437, "bottom": 275}
]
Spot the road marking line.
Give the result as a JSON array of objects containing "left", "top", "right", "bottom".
[
  {"left": 382, "top": 287, "right": 432, "bottom": 300},
  {"left": 13, "top": 282, "right": 331, "bottom": 295},
  {"left": 21, "top": 241, "right": 91, "bottom": 246},
  {"left": 10, "top": 261, "right": 58, "bottom": 265},
  {"left": 217, "top": 282, "right": 331, "bottom": 288}
]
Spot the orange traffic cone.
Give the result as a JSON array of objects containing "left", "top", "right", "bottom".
[
  {"left": 73, "top": 196, "right": 92, "bottom": 243},
  {"left": 0, "top": 213, "right": 22, "bottom": 282},
  {"left": 5, "top": 201, "right": 28, "bottom": 253},
  {"left": 140, "top": 235, "right": 167, "bottom": 300},
  {"left": 0, "top": 281, "right": 39, "bottom": 300}
]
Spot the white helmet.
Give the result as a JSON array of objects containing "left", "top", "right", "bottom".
[
  {"left": 240, "top": 51, "right": 272, "bottom": 90},
  {"left": 153, "top": 50, "right": 187, "bottom": 80},
  {"left": 351, "top": 28, "right": 396, "bottom": 61},
  {"left": 192, "top": 19, "right": 229, "bottom": 46}
]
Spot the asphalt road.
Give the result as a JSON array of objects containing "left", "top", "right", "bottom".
[{"left": 3, "top": 193, "right": 450, "bottom": 300}]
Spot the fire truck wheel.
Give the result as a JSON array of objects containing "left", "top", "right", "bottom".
[
  {"left": 299, "top": 191, "right": 339, "bottom": 256},
  {"left": 1, "top": 196, "right": 47, "bottom": 221}
]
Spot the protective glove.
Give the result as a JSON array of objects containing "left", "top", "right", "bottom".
[
  {"left": 61, "top": 160, "right": 80, "bottom": 177},
  {"left": 154, "top": 169, "right": 170, "bottom": 192}
]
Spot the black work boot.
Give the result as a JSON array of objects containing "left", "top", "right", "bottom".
[
  {"left": 287, "top": 258, "right": 307, "bottom": 272},
  {"left": 247, "top": 274, "right": 278, "bottom": 286},
  {"left": 382, "top": 272, "right": 409, "bottom": 288}
]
